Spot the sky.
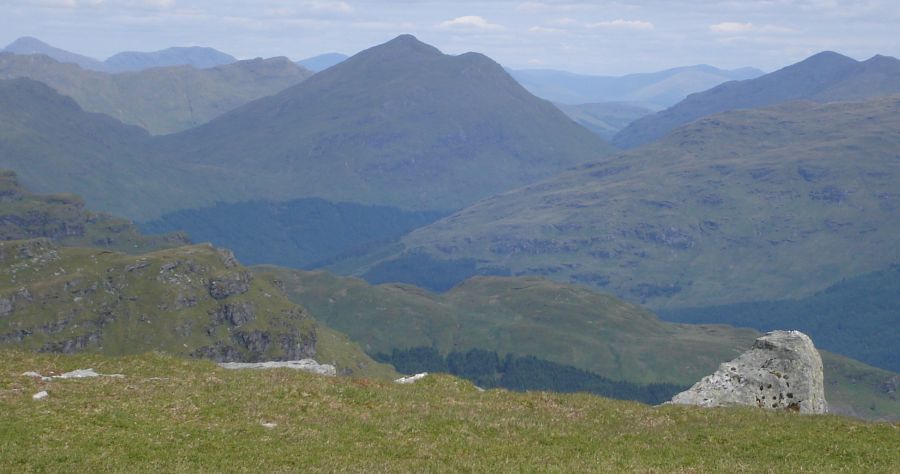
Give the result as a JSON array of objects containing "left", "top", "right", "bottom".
[{"left": 2, "top": 0, "right": 899, "bottom": 75}]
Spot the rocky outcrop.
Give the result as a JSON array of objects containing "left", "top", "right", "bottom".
[
  {"left": 668, "top": 330, "right": 827, "bottom": 414},
  {"left": 1, "top": 240, "right": 318, "bottom": 364},
  {"left": 208, "top": 271, "right": 252, "bottom": 299}
]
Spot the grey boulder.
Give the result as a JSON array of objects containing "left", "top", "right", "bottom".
[{"left": 668, "top": 330, "right": 827, "bottom": 414}]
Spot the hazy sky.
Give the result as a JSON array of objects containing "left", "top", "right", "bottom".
[{"left": 3, "top": 0, "right": 898, "bottom": 75}]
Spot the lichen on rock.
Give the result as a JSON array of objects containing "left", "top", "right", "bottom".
[{"left": 667, "top": 330, "right": 827, "bottom": 414}]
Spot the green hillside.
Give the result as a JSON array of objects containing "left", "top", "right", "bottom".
[
  {"left": 660, "top": 265, "right": 900, "bottom": 373},
  {"left": 0, "top": 170, "right": 187, "bottom": 253},
  {"left": 0, "top": 77, "right": 210, "bottom": 219},
  {"left": 0, "top": 239, "right": 393, "bottom": 380},
  {"left": 3, "top": 351, "right": 897, "bottom": 472},
  {"left": 367, "top": 96, "right": 900, "bottom": 309},
  {"left": 259, "top": 267, "right": 900, "bottom": 420},
  {"left": 0, "top": 52, "right": 311, "bottom": 134},
  {"left": 614, "top": 51, "right": 900, "bottom": 147}
]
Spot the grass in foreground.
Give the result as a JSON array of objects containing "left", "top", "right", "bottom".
[{"left": 1, "top": 351, "right": 897, "bottom": 473}]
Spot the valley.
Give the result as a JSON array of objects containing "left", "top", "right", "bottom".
[{"left": 1, "top": 19, "right": 898, "bottom": 470}]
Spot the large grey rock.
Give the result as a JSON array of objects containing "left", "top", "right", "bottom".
[
  {"left": 668, "top": 330, "right": 827, "bottom": 414},
  {"left": 218, "top": 360, "right": 336, "bottom": 377}
]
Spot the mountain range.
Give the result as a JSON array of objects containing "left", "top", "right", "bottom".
[
  {"left": 3, "top": 36, "right": 238, "bottom": 73},
  {"left": 510, "top": 64, "right": 763, "bottom": 109},
  {"left": 614, "top": 51, "right": 900, "bottom": 148},
  {"left": 151, "top": 35, "right": 612, "bottom": 216},
  {"left": 0, "top": 52, "right": 311, "bottom": 134},
  {"left": 0, "top": 35, "right": 611, "bottom": 220},
  {"left": 353, "top": 95, "right": 900, "bottom": 309},
  {"left": 105, "top": 46, "right": 236, "bottom": 72}
]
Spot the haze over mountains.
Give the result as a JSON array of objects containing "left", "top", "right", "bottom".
[
  {"left": 510, "top": 65, "right": 764, "bottom": 109},
  {"left": 105, "top": 46, "right": 237, "bottom": 72},
  {"left": 0, "top": 53, "right": 312, "bottom": 134},
  {"left": 149, "top": 35, "right": 611, "bottom": 216},
  {"left": 3, "top": 36, "right": 238, "bottom": 73},
  {"left": 297, "top": 53, "right": 349, "bottom": 72},
  {"left": 615, "top": 51, "right": 900, "bottom": 148}
]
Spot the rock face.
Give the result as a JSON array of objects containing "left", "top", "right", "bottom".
[{"left": 668, "top": 330, "right": 827, "bottom": 414}]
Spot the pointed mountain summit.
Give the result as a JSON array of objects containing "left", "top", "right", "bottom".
[
  {"left": 104, "top": 46, "right": 237, "bottom": 72},
  {"left": 613, "top": 51, "right": 900, "bottom": 147},
  {"left": 154, "top": 34, "right": 612, "bottom": 216},
  {"left": 3, "top": 36, "right": 107, "bottom": 71}
]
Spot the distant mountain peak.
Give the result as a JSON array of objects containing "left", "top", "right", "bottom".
[
  {"left": 796, "top": 50, "right": 857, "bottom": 68},
  {"left": 3, "top": 36, "right": 107, "bottom": 71},
  {"left": 4, "top": 36, "right": 50, "bottom": 52},
  {"left": 363, "top": 34, "right": 442, "bottom": 59}
]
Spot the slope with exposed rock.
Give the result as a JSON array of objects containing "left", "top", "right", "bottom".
[
  {"left": 358, "top": 96, "right": 900, "bottom": 309},
  {"left": 0, "top": 170, "right": 187, "bottom": 253}
]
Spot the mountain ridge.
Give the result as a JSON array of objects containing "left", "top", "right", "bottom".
[
  {"left": 355, "top": 95, "right": 900, "bottom": 309},
  {"left": 614, "top": 51, "right": 900, "bottom": 147},
  {"left": 0, "top": 52, "right": 312, "bottom": 134}
]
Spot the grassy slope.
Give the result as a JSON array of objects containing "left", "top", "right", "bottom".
[
  {"left": 0, "top": 239, "right": 393, "bottom": 380},
  {"left": 0, "top": 52, "right": 311, "bottom": 134},
  {"left": 0, "top": 169, "right": 187, "bottom": 253},
  {"left": 259, "top": 267, "right": 899, "bottom": 420},
  {"left": 1, "top": 351, "right": 897, "bottom": 472},
  {"left": 376, "top": 96, "right": 900, "bottom": 309}
]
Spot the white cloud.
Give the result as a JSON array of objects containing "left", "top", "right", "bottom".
[
  {"left": 586, "top": 19, "right": 654, "bottom": 30},
  {"left": 710, "top": 21, "right": 755, "bottom": 33},
  {"left": 528, "top": 25, "right": 564, "bottom": 34},
  {"left": 439, "top": 15, "right": 505, "bottom": 31}
]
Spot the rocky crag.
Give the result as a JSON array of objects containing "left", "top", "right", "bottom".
[
  {"left": 0, "top": 170, "right": 187, "bottom": 253},
  {"left": 0, "top": 238, "right": 317, "bottom": 362},
  {"left": 669, "top": 330, "right": 827, "bottom": 414}
]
